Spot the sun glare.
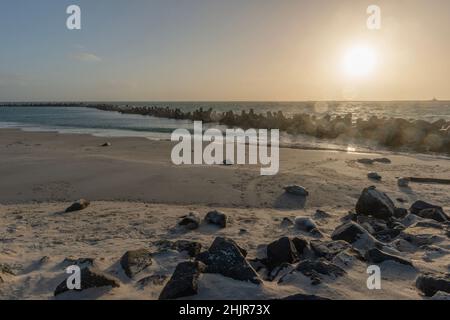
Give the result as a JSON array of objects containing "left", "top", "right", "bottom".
[{"left": 342, "top": 45, "right": 377, "bottom": 78}]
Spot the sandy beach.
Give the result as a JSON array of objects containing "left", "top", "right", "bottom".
[{"left": 1, "top": 128, "right": 449, "bottom": 300}]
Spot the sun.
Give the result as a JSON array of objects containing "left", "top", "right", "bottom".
[{"left": 342, "top": 45, "right": 377, "bottom": 78}]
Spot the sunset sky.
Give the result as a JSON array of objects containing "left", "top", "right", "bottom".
[{"left": 1, "top": 0, "right": 450, "bottom": 101}]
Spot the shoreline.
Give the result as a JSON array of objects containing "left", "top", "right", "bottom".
[{"left": 1, "top": 128, "right": 449, "bottom": 300}]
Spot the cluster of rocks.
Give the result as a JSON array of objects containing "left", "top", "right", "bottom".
[
  {"left": 178, "top": 210, "right": 228, "bottom": 230},
  {"left": 91, "top": 104, "right": 450, "bottom": 155},
  {"left": 50, "top": 187, "right": 448, "bottom": 300}
]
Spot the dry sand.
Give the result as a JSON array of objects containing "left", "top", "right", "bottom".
[{"left": 0, "top": 128, "right": 449, "bottom": 300}]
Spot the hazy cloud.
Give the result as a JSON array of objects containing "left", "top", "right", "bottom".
[{"left": 69, "top": 52, "right": 102, "bottom": 63}]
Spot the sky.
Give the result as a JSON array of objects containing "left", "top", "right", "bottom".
[{"left": 1, "top": 0, "right": 450, "bottom": 101}]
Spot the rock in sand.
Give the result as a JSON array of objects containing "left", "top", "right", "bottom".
[
  {"left": 159, "top": 261, "right": 206, "bottom": 300},
  {"left": 120, "top": 249, "right": 153, "bottom": 278},
  {"left": 204, "top": 210, "right": 227, "bottom": 228},
  {"left": 355, "top": 186, "right": 395, "bottom": 220},
  {"left": 65, "top": 199, "right": 90, "bottom": 213}
]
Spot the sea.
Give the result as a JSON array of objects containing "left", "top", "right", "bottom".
[{"left": 1, "top": 101, "right": 449, "bottom": 153}]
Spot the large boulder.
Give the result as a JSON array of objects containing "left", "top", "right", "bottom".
[
  {"left": 416, "top": 274, "right": 450, "bottom": 297},
  {"left": 120, "top": 249, "right": 153, "bottom": 278},
  {"left": 54, "top": 266, "right": 120, "bottom": 296},
  {"left": 204, "top": 210, "right": 228, "bottom": 228},
  {"left": 266, "top": 237, "right": 299, "bottom": 268},
  {"left": 331, "top": 221, "right": 369, "bottom": 244},
  {"left": 196, "top": 237, "right": 261, "bottom": 284},
  {"left": 159, "top": 261, "right": 205, "bottom": 300},
  {"left": 65, "top": 199, "right": 90, "bottom": 213},
  {"left": 365, "top": 248, "right": 413, "bottom": 266},
  {"left": 355, "top": 186, "right": 395, "bottom": 220}
]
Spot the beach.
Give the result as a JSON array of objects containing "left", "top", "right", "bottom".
[{"left": 1, "top": 128, "right": 449, "bottom": 300}]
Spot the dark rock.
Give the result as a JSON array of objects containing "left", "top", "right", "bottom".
[
  {"left": 174, "top": 240, "right": 202, "bottom": 257},
  {"left": 357, "top": 158, "right": 374, "bottom": 165},
  {"left": 205, "top": 210, "right": 227, "bottom": 228},
  {"left": 101, "top": 142, "right": 111, "bottom": 147},
  {"left": 416, "top": 274, "right": 450, "bottom": 297},
  {"left": 310, "top": 240, "right": 351, "bottom": 260},
  {"left": 196, "top": 237, "right": 261, "bottom": 284},
  {"left": 281, "top": 293, "right": 331, "bottom": 300},
  {"left": 120, "top": 249, "right": 153, "bottom": 278},
  {"left": 355, "top": 186, "right": 395, "bottom": 220},
  {"left": 266, "top": 237, "right": 299, "bottom": 268},
  {"left": 373, "top": 158, "right": 392, "bottom": 164},
  {"left": 280, "top": 217, "right": 294, "bottom": 228},
  {"left": 294, "top": 217, "right": 317, "bottom": 232},
  {"left": 394, "top": 208, "right": 408, "bottom": 219},
  {"left": 248, "top": 258, "right": 267, "bottom": 272},
  {"left": 62, "top": 257, "right": 95, "bottom": 268},
  {"left": 291, "top": 237, "right": 308, "bottom": 255},
  {"left": 159, "top": 261, "right": 205, "bottom": 300},
  {"left": 65, "top": 199, "right": 90, "bottom": 213},
  {"left": 282, "top": 259, "right": 346, "bottom": 284},
  {"left": 368, "top": 172, "right": 382, "bottom": 181},
  {"left": 365, "top": 248, "right": 413, "bottom": 266},
  {"left": 331, "top": 221, "right": 368, "bottom": 244},
  {"left": 179, "top": 212, "right": 201, "bottom": 230},
  {"left": 54, "top": 266, "right": 120, "bottom": 296},
  {"left": 397, "top": 178, "right": 410, "bottom": 188},
  {"left": 284, "top": 185, "right": 309, "bottom": 196},
  {"left": 401, "top": 231, "right": 438, "bottom": 246},
  {"left": 416, "top": 208, "right": 449, "bottom": 223},
  {"left": 410, "top": 201, "right": 442, "bottom": 215},
  {"left": 137, "top": 274, "right": 168, "bottom": 287},
  {"left": 314, "top": 210, "right": 331, "bottom": 219},
  {"left": 222, "top": 159, "right": 233, "bottom": 166},
  {"left": 267, "top": 263, "right": 294, "bottom": 281}
]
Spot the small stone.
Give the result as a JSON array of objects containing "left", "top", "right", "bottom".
[
  {"left": 416, "top": 208, "right": 449, "bottom": 223},
  {"left": 284, "top": 185, "right": 309, "bottom": 197},
  {"left": 397, "top": 178, "right": 410, "bottom": 188},
  {"left": 280, "top": 217, "right": 294, "bottom": 228},
  {"left": 65, "top": 199, "right": 90, "bottom": 213},
  {"left": 368, "top": 172, "right": 382, "bottom": 181},
  {"left": 294, "top": 217, "right": 318, "bottom": 232},
  {"left": 431, "top": 291, "right": 450, "bottom": 300},
  {"left": 205, "top": 210, "right": 227, "bottom": 228},
  {"left": 54, "top": 266, "right": 120, "bottom": 296},
  {"left": 357, "top": 158, "right": 374, "bottom": 165},
  {"left": 179, "top": 212, "right": 201, "bottom": 230},
  {"left": 222, "top": 159, "right": 233, "bottom": 166},
  {"left": 174, "top": 240, "right": 202, "bottom": 257},
  {"left": 101, "top": 142, "right": 111, "bottom": 147},
  {"left": 416, "top": 274, "right": 450, "bottom": 297},
  {"left": 159, "top": 261, "right": 206, "bottom": 300},
  {"left": 373, "top": 158, "right": 392, "bottom": 164},
  {"left": 120, "top": 249, "right": 153, "bottom": 278},
  {"left": 310, "top": 240, "right": 351, "bottom": 260}
]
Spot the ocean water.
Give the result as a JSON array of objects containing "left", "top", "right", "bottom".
[{"left": 1, "top": 102, "right": 449, "bottom": 152}]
